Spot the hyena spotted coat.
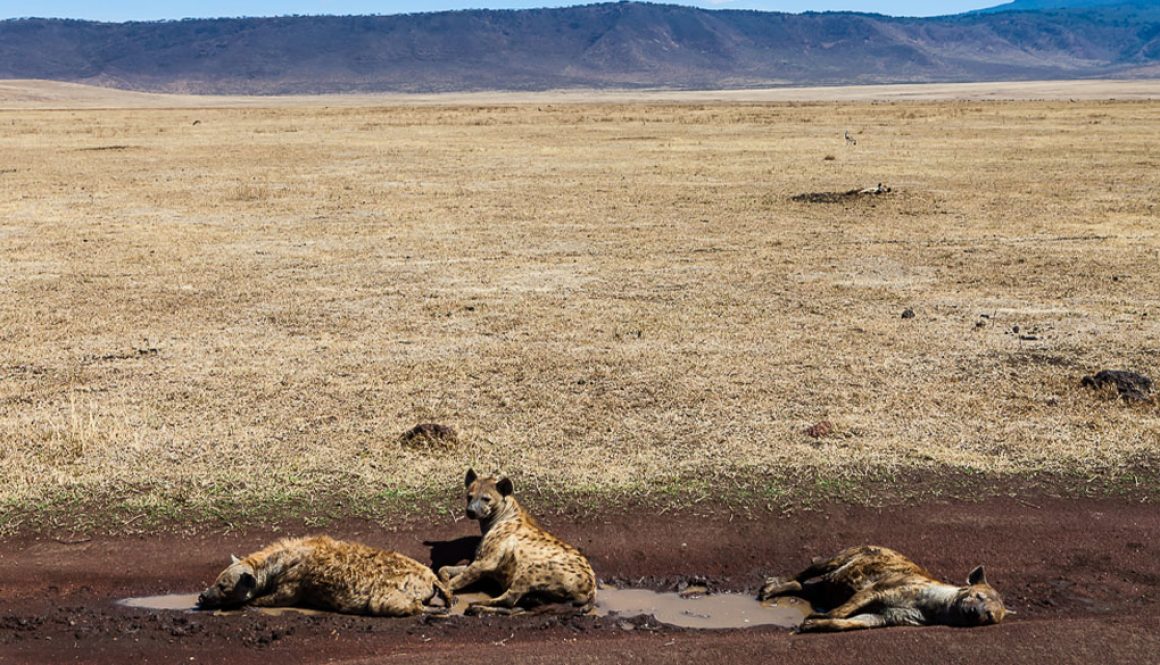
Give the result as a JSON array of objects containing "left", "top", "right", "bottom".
[
  {"left": 197, "top": 535, "right": 451, "bottom": 617},
  {"left": 438, "top": 469, "right": 596, "bottom": 615},
  {"left": 758, "top": 545, "right": 1007, "bottom": 632}
]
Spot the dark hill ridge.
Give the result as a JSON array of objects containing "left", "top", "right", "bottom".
[
  {"left": 1, "top": 1, "right": 1158, "bottom": 94},
  {"left": 976, "top": 0, "right": 1159, "bottom": 13}
]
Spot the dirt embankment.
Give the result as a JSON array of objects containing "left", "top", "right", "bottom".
[{"left": 2, "top": 496, "right": 1159, "bottom": 664}]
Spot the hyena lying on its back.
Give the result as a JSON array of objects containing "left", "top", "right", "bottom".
[
  {"left": 758, "top": 545, "right": 1006, "bottom": 632},
  {"left": 438, "top": 469, "right": 596, "bottom": 615},
  {"left": 197, "top": 535, "right": 451, "bottom": 617}
]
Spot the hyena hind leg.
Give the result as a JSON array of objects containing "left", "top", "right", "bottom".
[
  {"left": 464, "top": 586, "right": 526, "bottom": 615},
  {"left": 761, "top": 553, "right": 848, "bottom": 601},
  {"left": 370, "top": 593, "right": 431, "bottom": 618},
  {"left": 758, "top": 577, "right": 803, "bottom": 600},
  {"left": 795, "top": 554, "right": 848, "bottom": 581},
  {"left": 798, "top": 613, "right": 887, "bottom": 633}
]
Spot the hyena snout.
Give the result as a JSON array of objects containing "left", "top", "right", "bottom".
[
  {"left": 960, "top": 592, "right": 1006, "bottom": 625},
  {"left": 466, "top": 497, "right": 493, "bottom": 520},
  {"left": 196, "top": 589, "right": 219, "bottom": 609},
  {"left": 197, "top": 584, "right": 239, "bottom": 609},
  {"left": 462, "top": 468, "right": 513, "bottom": 521},
  {"left": 197, "top": 563, "right": 257, "bottom": 609},
  {"left": 197, "top": 588, "right": 248, "bottom": 610}
]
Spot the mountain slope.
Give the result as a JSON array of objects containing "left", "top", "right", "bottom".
[
  {"left": 0, "top": 2, "right": 1157, "bottom": 94},
  {"left": 976, "top": 0, "right": 1160, "bottom": 20},
  {"left": 977, "top": 0, "right": 1156, "bottom": 12}
]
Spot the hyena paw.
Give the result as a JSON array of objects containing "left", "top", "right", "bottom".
[
  {"left": 463, "top": 603, "right": 491, "bottom": 616},
  {"left": 757, "top": 577, "right": 789, "bottom": 600},
  {"left": 796, "top": 618, "right": 825, "bottom": 633},
  {"left": 465, "top": 603, "right": 521, "bottom": 617}
]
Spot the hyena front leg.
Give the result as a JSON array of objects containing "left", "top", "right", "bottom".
[
  {"left": 247, "top": 586, "right": 301, "bottom": 608},
  {"left": 443, "top": 558, "right": 498, "bottom": 592},
  {"left": 437, "top": 565, "right": 469, "bottom": 583},
  {"left": 799, "top": 613, "right": 887, "bottom": 633},
  {"left": 429, "top": 580, "right": 454, "bottom": 609}
]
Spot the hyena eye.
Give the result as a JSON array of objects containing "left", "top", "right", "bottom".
[{"left": 481, "top": 496, "right": 491, "bottom": 502}]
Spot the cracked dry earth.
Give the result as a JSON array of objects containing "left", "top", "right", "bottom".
[{"left": 2, "top": 496, "right": 1159, "bottom": 664}]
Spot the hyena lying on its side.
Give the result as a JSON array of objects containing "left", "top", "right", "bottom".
[
  {"left": 197, "top": 535, "right": 451, "bottom": 617},
  {"left": 438, "top": 469, "right": 596, "bottom": 615},
  {"left": 758, "top": 545, "right": 1007, "bottom": 632}
]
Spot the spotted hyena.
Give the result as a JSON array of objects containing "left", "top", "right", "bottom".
[
  {"left": 758, "top": 545, "right": 1006, "bottom": 632},
  {"left": 438, "top": 469, "right": 596, "bottom": 615},
  {"left": 197, "top": 535, "right": 451, "bottom": 617}
]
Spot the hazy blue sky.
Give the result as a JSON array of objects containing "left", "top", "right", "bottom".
[{"left": 1, "top": 1, "right": 1000, "bottom": 22}]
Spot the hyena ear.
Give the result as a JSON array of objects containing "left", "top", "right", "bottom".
[
  {"left": 230, "top": 554, "right": 241, "bottom": 565},
  {"left": 968, "top": 565, "right": 987, "bottom": 586},
  {"left": 496, "top": 476, "right": 514, "bottom": 497},
  {"left": 239, "top": 572, "right": 257, "bottom": 593},
  {"left": 465, "top": 468, "right": 478, "bottom": 488}
]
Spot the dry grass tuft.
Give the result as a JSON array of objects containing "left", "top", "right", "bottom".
[{"left": 0, "top": 96, "right": 1157, "bottom": 523}]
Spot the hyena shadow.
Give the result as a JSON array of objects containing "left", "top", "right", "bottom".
[
  {"left": 424, "top": 536, "right": 479, "bottom": 570},
  {"left": 423, "top": 536, "right": 503, "bottom": 597},
  {"left": 793, "top": 579, "right": 857, "bottom": 613}
]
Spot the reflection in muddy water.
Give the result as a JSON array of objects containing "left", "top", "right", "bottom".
[
  {"left": 118, "top": 594, "right": 199, "bottom": 611},
  {"left": 120, "top": 589, "right": 811, "bottom": 629},
  {"left": 117, "top": 594, "right": 324, "bottom": 616},
  {"left": 596, "top": 588, "right": 810, "bottom": 629},
  {"left": 448, "top": 591, "right": 492, "bottom": 616}
]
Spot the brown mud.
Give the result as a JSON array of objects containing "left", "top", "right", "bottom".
[{"left": 2, "top": 496, "right": 1159, "bottom": 664}]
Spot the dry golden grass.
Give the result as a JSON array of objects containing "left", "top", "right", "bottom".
[
  {"left": 1, "top": 88, "right": 1157, "bottom": 523},
  {"left": 4, "top": 78, "right": 1160, "bottom": 109}
]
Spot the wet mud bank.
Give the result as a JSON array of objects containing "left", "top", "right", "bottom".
[{"left": 2, "top": 496, "right": 1159, "bottom": 664}]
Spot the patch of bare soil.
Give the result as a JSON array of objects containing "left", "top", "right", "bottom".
[
  {"left": 2, "top": 496, "right": 1158, "bottom": 664},
  {"left": 1082, "top": 370, "right": 1154, "bottom": 403}
]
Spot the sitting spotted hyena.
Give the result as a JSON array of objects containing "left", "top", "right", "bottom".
[
  {"left": 438, "top": 469, "right": 596, "bottom": 615},
  {"left": 197, "top": 535, "right": 451, "bottom": 617},
  {"left": 758, "top": 545, "right": 1007, "bottom": 632}
]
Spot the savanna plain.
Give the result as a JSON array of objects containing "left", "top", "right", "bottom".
[{"left": 0, "top": 82, "right": 1158, "bottom": 664}]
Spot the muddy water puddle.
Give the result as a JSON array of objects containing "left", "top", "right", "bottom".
[
  {"left": 119, "top": 594, "right": 200, "bottom": 611},
  {"left": 117, "top": 594, "right": 325, "bottom": 616},
  {"left": 120, "top": 588, "right": 810, "bottom": 629},
  {"left": 596, "top": 587, "right": 810, "bottom": 629},
  {"left": 120, "top": 592, "right": 537, "bottom": 618}
]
